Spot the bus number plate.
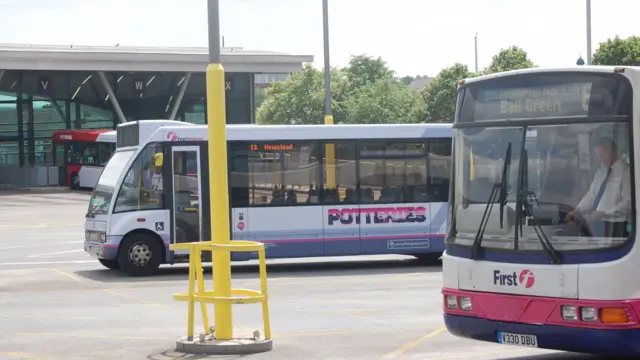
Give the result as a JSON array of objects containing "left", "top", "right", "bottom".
[{"left": 497, "top": 332, "right": 538, "bottom": 347}]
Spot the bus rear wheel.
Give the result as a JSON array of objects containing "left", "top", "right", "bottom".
[
  {"left": 98, "top": 258, "right": 120, "bottom": 270},
  {"left": 117, "top": 233, "right": 162, "bottom": 277}
]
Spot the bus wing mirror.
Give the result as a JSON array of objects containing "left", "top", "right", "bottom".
[{"left": 154, "top": 153, "right": 164, "bottom": 167}]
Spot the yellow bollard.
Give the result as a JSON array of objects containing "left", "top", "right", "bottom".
[{"left": 205, "top": 62, "right": 234, "bottom": 340}]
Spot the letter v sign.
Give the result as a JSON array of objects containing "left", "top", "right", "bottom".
[{"left": 38, "top": 77, "right": 51, "bottom": 93}]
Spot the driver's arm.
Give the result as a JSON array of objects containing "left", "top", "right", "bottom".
[
  {"left": 574, "top": 172, "right": 598, "bottom": 215},
  {"left": 601, "top": 166, "right": 631, "bottom": 219}
]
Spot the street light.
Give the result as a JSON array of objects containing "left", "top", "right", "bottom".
[
  {"left": 205, "top": 0, "right": 233, "bottom": 341},
  {"left": 322, "top": 0, "right": 332, "bottom": 123},
  {"left": 322, "top": 0, "right": 336, "bottom": 188},
  {"left": 474, "top": 33, "right": 479, "bottom": 73},
  {"left": 586, "top": 0, "right": 592, "bottom": 65}
]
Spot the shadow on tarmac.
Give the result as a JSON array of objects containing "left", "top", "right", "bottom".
[
  {"left": 75, "top": 256, "right": 442, "bottom": 284},
  {"left": 499, "top": 354, "right": 602, "bottom": 360},
  {"left": 143, "top": 347, "right": 605, "bottom": 360},
  {"left": 147, "top": 351, "right": 243, "bottom": 360}
]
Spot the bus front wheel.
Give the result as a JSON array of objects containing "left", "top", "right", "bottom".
[
  {"left": 117, "top": 233, "right": 162, "bottom": 277},
  {"left": 70, "top": 173, "right": 80, "bottom": 190},
  {"left": 98, "top": 258, "right": 120, "bottom": 270}
]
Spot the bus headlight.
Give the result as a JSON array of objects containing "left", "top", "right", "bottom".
[
  {"left": 561, "top": 305, "right": 578, "bottom": 321},
  {"left": 459, "top": 296, "right": 472, "bottom": 311},
  {"left": 445, "top": 295, "right": 458, "bottom": 309},
  {"left": 85, "top": 230, "right": 107, "bottom": 243},
  {"left": 581, "top": 307, "right": 598, "bottom": 322}
]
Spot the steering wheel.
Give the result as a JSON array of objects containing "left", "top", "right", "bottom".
[{"left": 529, "top": 200, "right": 594, "bottom": 238}]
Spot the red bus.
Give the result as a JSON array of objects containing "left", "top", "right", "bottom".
[{"left": 52, "top": 129, "right": 116, "bottom": 189}]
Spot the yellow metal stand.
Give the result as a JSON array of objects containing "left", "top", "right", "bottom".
[
  {"left": 170, "top": 62, "right": 271, "bottom": 346},
  {"left": 171, "top": 241, "right": 272, "bottom": 342},
  {"left": 172, "top": 1, "right": 272, "bottom": 354}
]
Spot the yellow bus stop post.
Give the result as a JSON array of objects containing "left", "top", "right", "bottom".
[{"left": 206, "top": 0, "right": 233, "bottom": 341}]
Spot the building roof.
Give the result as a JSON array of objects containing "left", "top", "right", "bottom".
[
  {"left": 408, "top": 77, "right": 434, "bottom": 89},
  {"left": 0, "top": 43, "right": 314, "bottom": 74}
]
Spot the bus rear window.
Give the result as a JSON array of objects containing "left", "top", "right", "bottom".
[{"left": 457, "top": 72, "right": 632, "bottom": 123}]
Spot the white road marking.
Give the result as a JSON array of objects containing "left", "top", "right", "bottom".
[
  {"left": 0, "top": 241, "right": 83, "bottom": 250},
  {"left": 0, "top": 260, "right": 96, "bottom": 266},
  {"left": 28, "top": 249, "right": 85, "bottom": 258}
]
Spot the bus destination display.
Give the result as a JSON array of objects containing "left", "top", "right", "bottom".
[
  {"left": 249, "top": 143, "right": 294, "bottom": 152},
  {"left": 473, "top": 82, "right": 592, "bottom": 120}
]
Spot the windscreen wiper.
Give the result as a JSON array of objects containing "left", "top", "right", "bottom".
[
  {"left": 518, "top": 150, "right": 561, "bottom": 264},
  {"left": 471, "top": 143, "right": 512, "bottom": 259},
  {"left": 86, "top": 204, "right": 101, "bottom": 218}
]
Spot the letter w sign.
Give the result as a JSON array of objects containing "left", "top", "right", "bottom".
[{"left": 133, "top": 79, "right": 145, "bottom": 92}]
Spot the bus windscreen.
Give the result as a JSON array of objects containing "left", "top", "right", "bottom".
[{"left": 457, "top": 73, "right": 632, "bottom": 122}]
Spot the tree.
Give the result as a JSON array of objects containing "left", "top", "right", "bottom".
[
  {"left": 400, "top": 75, "right": 415, "bottom": 85},
  {"left": 256, "top": 55, "right": 395, "bottom": 125},
  {"left": 345, "top": 77, "right": 422, "bottom": 124},
  {"left": 343, "top": 54, "right": 395, "bottom": 91},
  {"left": 485, "top": 46, "right": 535, "bottom": 74},
  {"left": 256, "top": 64, "right": 348, "bottom": 125},
  {"left": 592, "top": 35, "right": 640, "bottom": 66},
  {"left": 419, "top": 63, "right": 471, "bottom": 123},
  {"left": 254, "top": 87, "right": 267, "bottom": 108}
]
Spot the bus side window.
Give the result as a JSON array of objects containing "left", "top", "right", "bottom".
[
  {"left": 97, "top": 143, "right": 114, "bottom": 165},
  {"left": 113, "top": 142, "right": 165, "bottom": 213},
  {"left": 245, "top": 141, "right": 320, "bottom": 206},
  {"left": 358, "top": 141, "right": 428, "bottom": 204},
  {"left": 229, "top": 142, "right": 250, "bottom": 208},
  {"left": 322, "top": 141, "right": 357, "bottom": 205},
  {"left": 427, "top": 139, "right": 452, "bottom": 203}
]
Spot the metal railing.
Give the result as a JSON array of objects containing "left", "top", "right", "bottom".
[{"left": 0, "top": 165, "right": 61, "bottom": 187}]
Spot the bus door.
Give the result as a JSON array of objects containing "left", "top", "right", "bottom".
[
  {"left": 426, "top": 139, "right": 452, "bottom": 237},
  {"left": 170, "top": 145, "right": 204, "bottom": 256}
]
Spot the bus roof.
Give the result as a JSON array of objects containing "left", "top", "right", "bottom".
[
  {"left": 144, "top": 123, "right": 453, "bottom": 144},
  {"left": 460, "top": 65, "right": 639, "bottom": 85},
  {"left": 52, "top": 129, "right": 116, "bottom": 143}
]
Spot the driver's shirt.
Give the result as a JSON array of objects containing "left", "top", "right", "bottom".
[
  {"left": 151, "top": 174, "right": 163, "bottom": 190},
  {"left": 576, "top": 159, "right": 631, "bottom": 222}
]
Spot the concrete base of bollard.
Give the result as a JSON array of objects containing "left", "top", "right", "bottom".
[{"left": 175, "top": 334, "right": 273, "bottom": 355}]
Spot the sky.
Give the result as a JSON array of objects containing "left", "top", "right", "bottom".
[{"left": 1, "top": 0, "right": 639, "bottom": 77}]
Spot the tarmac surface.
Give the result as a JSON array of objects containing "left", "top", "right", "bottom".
[{"left": 0, "top": 189, "right": 604, "bottom": 359}]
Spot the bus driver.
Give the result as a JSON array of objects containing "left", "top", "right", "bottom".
[{"left": 565, "top": 137, "right": 631, "bottom": 238}]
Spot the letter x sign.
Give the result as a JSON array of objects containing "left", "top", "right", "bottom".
[{"left": 225, "top": 81, "right": 232, "bottom": 91}]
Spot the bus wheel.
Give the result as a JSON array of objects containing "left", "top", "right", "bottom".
[
  {"left": 117, "top": 233, "right": 162, "bottom": 277},
  {"left": 70, "top": 173, "right": 80, "bottom": 190},
  {"left": 98, "top": 258, "right": 120, "bottom": 270},
  {"left": 413, "top": 252, "right": 443, "bottom": 264}
]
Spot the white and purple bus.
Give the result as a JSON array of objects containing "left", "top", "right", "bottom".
[
  {"left": 442, "top": 66, "right": 640, "bottom": 355},
  {"left": 85, "top": 120, "right": 452, "bottom": 276}
]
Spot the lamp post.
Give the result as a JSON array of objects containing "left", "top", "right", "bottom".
[
  {"left": 586, "top": 0, "right": 592, "bottom": 65},
  {"left": 322, "top": 0, "right": 332, "bottom": 123},
  {"left": 322, "top": 0, "right": 336, "bottom": 188},
  {"left": 474, "top": 33, "right": 479, "bottom": 73},
  {"left": 205, "top": 0, "right": 233, "bottom": 341}
]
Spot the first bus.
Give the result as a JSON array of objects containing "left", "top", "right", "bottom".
[
  {"left": 52, "top": 129, "right": 116, "bottom": 189},
  {"left": 85, "top": 120, "right": 452, "bottom": 276},
  {"left": 442, "top": 66, "right": 640, "bottom": 356}
]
